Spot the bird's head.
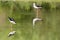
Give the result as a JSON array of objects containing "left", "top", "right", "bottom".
[{"left": 33, "top": 2, "right": 36, "bottom": 5}]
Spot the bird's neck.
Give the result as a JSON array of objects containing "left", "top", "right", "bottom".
[{"left": 33, "top": 3, "right": 36, "bottom": 6}]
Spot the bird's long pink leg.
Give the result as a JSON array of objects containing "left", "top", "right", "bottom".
[
  {"left": 37, "top": 9, "right": 42, "bottom": 18},
  {"left": 36, "top": 9, "right": 39, "bottom": 18},
  {"left": 11, "top": 24, "right": 13, "bottom": 31}
]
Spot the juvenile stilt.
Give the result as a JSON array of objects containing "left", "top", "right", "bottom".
[
  {"left": 33, "top": 2, "right": 42, "bottom": 9},
  {"left": 33, "top": 2, "right": 42, "bottom": 27}
]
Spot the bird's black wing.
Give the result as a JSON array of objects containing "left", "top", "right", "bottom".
[{"left": 8, "top": 17, "right": 15, "bottom": 21}]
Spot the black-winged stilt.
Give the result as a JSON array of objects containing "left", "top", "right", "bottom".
[
  {"left": 33, "top": 2, "right": 42, "bottom": 9},
  {"left": 32, "top": 2, "right": 42, "bottom": 27},
  {"left": 8, "top": 17, "right": 16, "bottom": 24},
  {"left": 8, "top": 17, "right": 16, "bottom": 37}
]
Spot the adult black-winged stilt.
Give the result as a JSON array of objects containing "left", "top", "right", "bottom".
[
  {"left": 8, "top": 17, "right": 16, "bottom": 24},
  {"left": 32, "top": 2, "right": 42, "bottom": 27},
  {"left": 8, "top": 17, "right": 16, "bottom": 37}
]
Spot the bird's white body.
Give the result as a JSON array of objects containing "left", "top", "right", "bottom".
[
  {"left": 9, "top": 20, "right": 16, "bottom": 24},
  {"left": 33, "top": 3, "right": 42, "bottom": 9},
  {"left": 8, "top": 19, "right": 16, "bottom": 24},
  {"left": 8, "top": 31, "right": 16, "bottom": 36},
  {"left": 33, "top": 18, "right": 42, "bottom": 26}
]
